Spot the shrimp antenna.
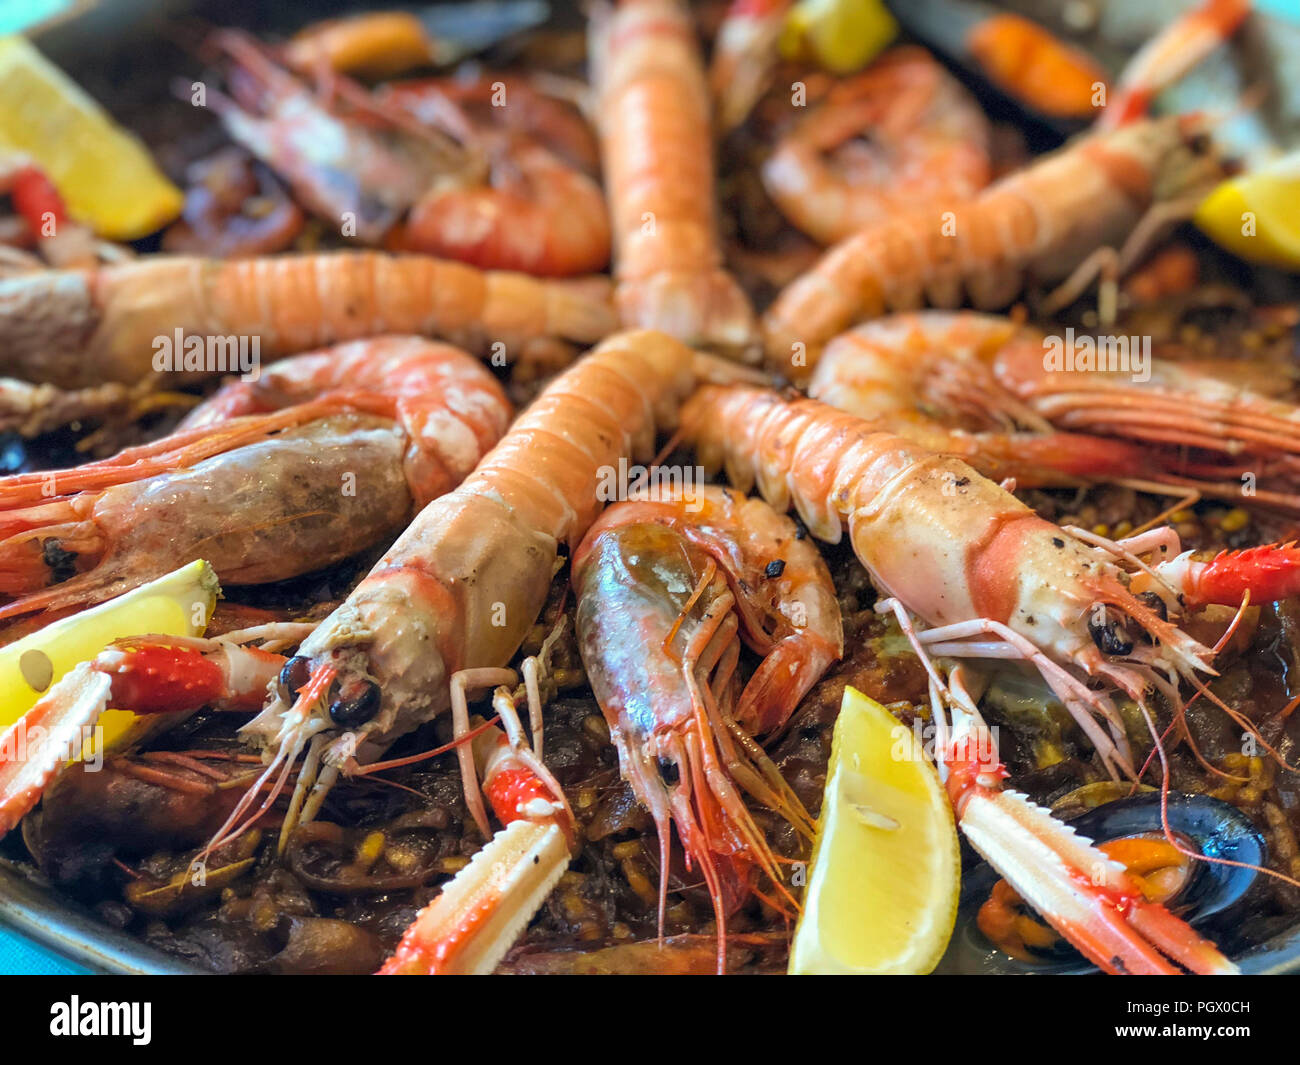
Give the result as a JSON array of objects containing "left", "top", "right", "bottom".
[
  {"left": 201, "top": 663, "right": 336, "bottom": 859},
  {"left": 1141, "top": 705, "right": 1300, "bottom": 894}
]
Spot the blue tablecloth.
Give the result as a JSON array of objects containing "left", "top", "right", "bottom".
[{"left": 0, "top": 926, "right": 92, "bottom": 975}]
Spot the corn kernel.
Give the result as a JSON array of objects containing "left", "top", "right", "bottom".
[
  {"left": 356, "top": 830, "right": 385, "bottom": 870},
  {"left": 1218, "top": 508, "right": 1249, "bottom": 533}
]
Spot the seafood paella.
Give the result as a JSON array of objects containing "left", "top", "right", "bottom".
[{"left": 1, "top": 0, "right": 1299, "bottom": 976}]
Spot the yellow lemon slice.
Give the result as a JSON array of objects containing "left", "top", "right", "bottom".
[
  {"left": 789, "top": 686, "right": 960, "bottom": 974},
  {"left": 0, "top": 560, "right": 219, "bottom": 752},
  {"left": 780, "top": 0, "right": 899, "bottom": 75},
  {"left": 0, "top": 35, "right": 182, "bottom": 239},
  {"left": 1194, "top": 151, "right": 1300, "bottom": 272}
]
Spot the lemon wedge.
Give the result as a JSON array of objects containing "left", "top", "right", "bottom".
[
  {"left": 0, "top": 560, "right": 219, "bottom": 751},
  {"left": 1194, "top": 151, "right": 1300, "bottom": 272},
  {"left": 0, "top": 35, "right": 182, "bottom": 239},
  {"left": 789, "top": 686, "right": 960, "bottom": 974},
  {"left": 779, "top": 0, "right": 898, "bottom": 75}
]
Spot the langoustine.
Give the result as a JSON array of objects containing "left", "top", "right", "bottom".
[
  {"left": 762, "top": 115, "right": 1227, "bottom": 378},
  {"left": 677, "top": 385, "right": 1300, "bottom": 973},
  {"left": 0, "top": 337, "right": 512, "bottom": 619},
  {"left": 217, "top": 329, "right": 698, "bottom": 852},
  {"left": 591, "top": 0, "right": 757, "bottom": 354},
  {"left": 0, "top": 250, "right": 615, "bottom": 390}
]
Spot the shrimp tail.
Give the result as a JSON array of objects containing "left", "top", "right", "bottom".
[{"left": 616, "top": 269, "right": 760, "bottom": 358}]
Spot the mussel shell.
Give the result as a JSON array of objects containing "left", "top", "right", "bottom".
[{"left": 935, "top": 793, "right": 1266, "bottom": 974}]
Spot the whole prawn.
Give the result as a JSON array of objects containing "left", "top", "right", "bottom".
[
  {"left": 211, "top": 35, "right": 610, "bottom": 278},
  {"left": 0, "top": 250, "right": 616, "bottom": 389},
  {"left": 762, "top": 47, "right": 992, "bottom": 246},
  {"left": 216, "top": 329, "right": 698, "bottom": 855},
  {"left": 677, "top": 385, "right": 1300, "bottom": 974},
  {"left": 380, "top": 75, "right": 612, "bottom": 277},
  {"left": 989, "top": 335, "right": 1300, "bottom": 499},
  {"left": 0, "top": 337, "right": 512, "bottom": 619},
  {"left": 573, "top": 484, "right": 843, "bottom": 973},
  {"left": 808, "top": 311, "right": 1300, "bottom": 511},
  {"left": 763, "top": 115, "right": 1226, "bottom": 378},
  {"left": 205, "top": 30, "right": 467, "bottom": 244},
  {"left": 591, "top": 0, "right": 757, "bottom": 354}
]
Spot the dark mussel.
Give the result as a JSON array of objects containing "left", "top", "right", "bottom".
[{"left": 936, "top": 792, "right": 1266, "bottom": 974}]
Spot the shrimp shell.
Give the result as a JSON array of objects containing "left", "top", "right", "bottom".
[
  {"left": 763, "top": 116, "right": 1225, "bottom": 378},
  {"left": 0, "top": 251, "right": 616, "bottom": 388},
  {"left": 681, "top": 385, "right": 1215, "bottom": 779},
  {"left": 258, "top": 329, "right": 699, "bottom": 768},
  {"left": 592, "top": 0, "right": 757, "bottom": 353},
  {"left": 762, "top": 47, "right": 992, "bottom": 246}
]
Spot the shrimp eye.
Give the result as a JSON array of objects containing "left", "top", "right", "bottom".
[
  {"left": 329, "top": 679, "right": 381, "bottom": 728},
  {"left": 1136, "top": 591, "right": 1169, "bottom": 622},
  {"left": 657, "top": 757, "right": 680, "bottom": 786},
  {"left": 279, "top": 655, "right": 312, "bottom": 698},
  {"left": 1088, "top": 614, "right": 1134, "bottom": 657}
]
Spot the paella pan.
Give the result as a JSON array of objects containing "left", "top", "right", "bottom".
[{"left": 1, "top": 0, "right": 1300, "bottom": 978}]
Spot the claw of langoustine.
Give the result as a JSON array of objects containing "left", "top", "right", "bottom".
[
  {"left": 0, "top": 663, "right": 111, "bottom": 835},
  {"left": 1141, "top": 543, "right": 1300, "bottom": 610},
  {"left": 377, "top": 712, "right": 577, "bottom": 976},
  {"left": 945, "top": 729, "right": 1238, "bottom": 975},
  {"left": 0, "top": 638, "right": 286, "bottom": 836}
]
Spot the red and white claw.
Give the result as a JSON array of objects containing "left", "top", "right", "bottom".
[
  {"left": 1140, "top": 542, "right": 1300, "bottom": 610},
  {"left": 378, "top": 679, "right": 577, "bottom": 976},
  {"left": 1101, "top": 0, "right": 1251, "bottom": 128},
  {"left": 0, "top": 634, "right": 288, "bottom": 835},
  {"left": 941, "top": 699, "right": 1237, "bottom": 975},
  {"left": 0, "top": 663, "right": 110, "bottom": 835}
]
